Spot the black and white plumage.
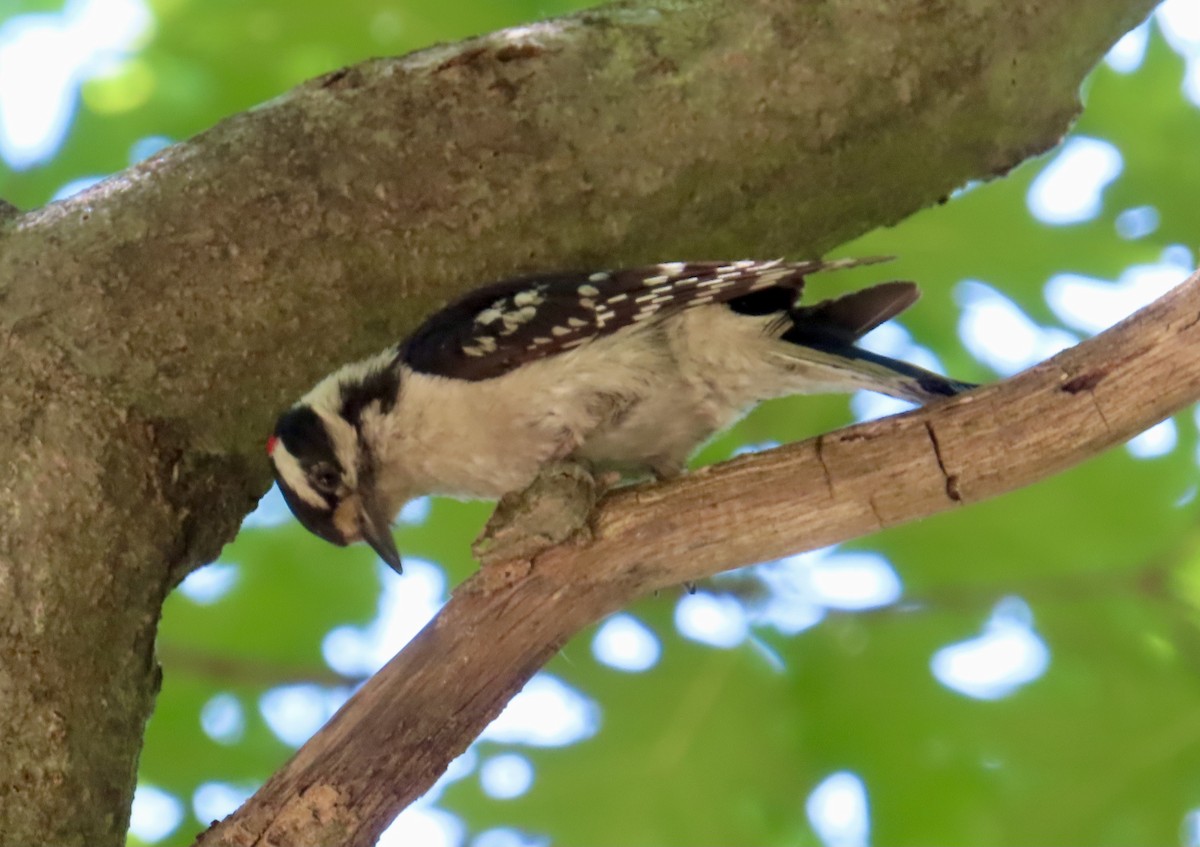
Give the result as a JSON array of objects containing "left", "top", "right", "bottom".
[{"left": 268, "top": 257, "right": 974, "bottom": 571}]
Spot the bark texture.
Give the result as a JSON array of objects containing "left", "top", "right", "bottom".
[{"left": 0, "top": 0, "right": 1156, "bottom": 843}]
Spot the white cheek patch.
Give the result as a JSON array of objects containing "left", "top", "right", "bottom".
[{"left": 271, "top": 443, "right": 327, "bottom": 510}]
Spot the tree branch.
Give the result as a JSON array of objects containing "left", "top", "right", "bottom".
[
  {"left": 0, "top": 0, "right": 1157, "bottom": 842},
  {"left": 197, "top": 260, "right": 1200, "bottom": 844}
]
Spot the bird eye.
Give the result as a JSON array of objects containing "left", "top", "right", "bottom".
[{"left": 310, "top": 463, "right": 341, "bottom": 494}]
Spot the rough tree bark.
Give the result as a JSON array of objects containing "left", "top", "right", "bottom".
[{"left": 0, "top": 0, "right": 1157, "bottom": 844}]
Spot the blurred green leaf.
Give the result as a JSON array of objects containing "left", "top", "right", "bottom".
[{"left": 158, "top": 522, "right": 379, "bottom": 663}]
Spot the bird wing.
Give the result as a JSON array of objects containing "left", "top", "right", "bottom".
[{"left": 401, "top": 257, "right": 889, "bottom": 381}]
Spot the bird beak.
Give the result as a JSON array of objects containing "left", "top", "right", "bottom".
[{"left": 359, "top": 487, "right": 403, "bottom": 575}]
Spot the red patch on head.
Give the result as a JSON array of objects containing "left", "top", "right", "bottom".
[{"left": 266, "top": 435, "right": 278, "bottom": 456}]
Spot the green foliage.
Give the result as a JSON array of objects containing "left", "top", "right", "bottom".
[{"left": 5, "top": 2, "right": 1199, "bottom": 846}]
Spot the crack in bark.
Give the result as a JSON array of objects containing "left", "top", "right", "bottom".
[
  {"left": 1090, "top": 393, "right": 1114, "bottom": 435},
  {"left": 924, "top": 420, "right": 963, "bottom": 503},
  {"left": 867, "top": 495, "right": 886, "bottom": 528},
  {"left": 814, "top": 434, "right": 835, "bottom": 497}
]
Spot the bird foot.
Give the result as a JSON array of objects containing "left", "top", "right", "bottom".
[{"left": 472, "top": 460, "right": 610, "bottom": 565}]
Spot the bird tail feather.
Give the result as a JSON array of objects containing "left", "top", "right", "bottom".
[
  {"left": 770, "top": 278, "right": 976, "bottom": 404},
  {"left": 770, "top": 340, "right": 976, "bottom": 404}
]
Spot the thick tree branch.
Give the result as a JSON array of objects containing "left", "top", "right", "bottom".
[
  {"left": 197, "top": 272, "right": 1200, "bottom": 845},
  {"left": 0, "top": 0, "right": 1156, "bottom": 843}
]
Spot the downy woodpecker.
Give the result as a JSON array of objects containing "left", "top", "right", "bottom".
[{"left": 268, "top": 257, "right": 973, "bottom": 572}]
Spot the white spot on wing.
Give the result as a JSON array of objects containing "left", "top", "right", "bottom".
[
  {"left": 642, "top": 274, "right": 669, "bottom": 287},
  {"left": 578, "top": 284, "right": 601, "bottom": 297},
  {"left": 588, "top": 272, "right": 609, "bottom": 282},
  {"left": 659, "top": 262, "right": 686, "bottom": 275}
]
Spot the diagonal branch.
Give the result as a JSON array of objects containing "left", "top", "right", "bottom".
[{"left": 197, "top": 268, "right": 1200, "bottom": 845}]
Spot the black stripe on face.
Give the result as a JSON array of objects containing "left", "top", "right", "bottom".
[
  {"left": 272, "top": 406, "right": 352, "bottom": 545},
  {"left": 274, "top": 406, "right": 343, "bottom": 502},
  {"left": 339, "top": 360, "right": 401, "bottom": 427}
]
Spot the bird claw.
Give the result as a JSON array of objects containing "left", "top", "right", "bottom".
[{"left": 472, "top": 460, "right": 606, "bottom": 565}]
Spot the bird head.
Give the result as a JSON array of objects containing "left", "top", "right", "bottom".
[{"left": 267, "top": 353, "right": 405, "bottom": 573}]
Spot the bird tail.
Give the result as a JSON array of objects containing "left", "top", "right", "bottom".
[
  {"left": 774, "top": 342, "right": 976, "bottom": 403},
  {"left": 771, "top": 280, "right": 977, "bottom": 404}
]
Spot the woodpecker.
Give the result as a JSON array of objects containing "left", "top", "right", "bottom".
[{"left": 268, "top": 257, "right": 973, "bottom": 572}]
